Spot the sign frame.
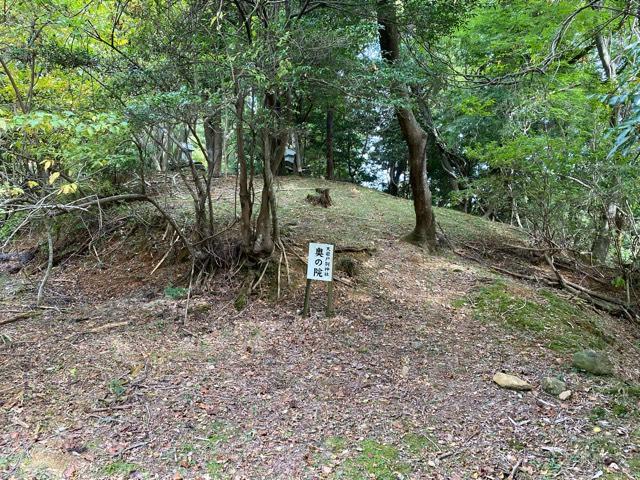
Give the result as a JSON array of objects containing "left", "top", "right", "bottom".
[{"left": 302, "top": 242, "right": 335, "bottom": 317}]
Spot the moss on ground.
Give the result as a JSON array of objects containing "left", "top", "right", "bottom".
[
  {"left": 337, "top": 439, "right": 411, "bottom": 480},
  {"left": 468, "top": 281, "right": 610, "bottom": 352},
  {"left": 318, "top": 434, "right": 444, "bottom": 479},
  {"left": 103, "top": 460, "right": 139, "bottom": 476}
]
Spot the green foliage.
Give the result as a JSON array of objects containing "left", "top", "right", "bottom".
[
  {"left": 164, "top": 285, "right": 188, "bottom": 300},
  {"left": 108, "top": 378, "right": 126, "bottom": 398},
  {"left": 0, "top": 212, "right": 26, "bottom": 242}
]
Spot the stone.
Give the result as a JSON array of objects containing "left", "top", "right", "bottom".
[
  {"left": 559, "top": 390, "right": 572, "bottom": 401},
  {"left": 541, "top": 376, "right": 566, "bottom": 396},
  {"left": 572, "top": 350, "right": 613, "bottom": 376},
  {"left": 493, "top": 372, "right": 533, "bottom": 391}
]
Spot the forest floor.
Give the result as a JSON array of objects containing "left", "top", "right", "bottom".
[{"left": 1, "top": 176, "right": 640, "bottom": 480}]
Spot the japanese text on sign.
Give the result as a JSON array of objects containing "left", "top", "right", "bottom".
[{"left": 306, "top": 243, "right": 333, "bottom": 282}]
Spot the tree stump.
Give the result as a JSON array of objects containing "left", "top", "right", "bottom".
[{"left": 306, "top": 188, "right": 332, "bottom": 208}]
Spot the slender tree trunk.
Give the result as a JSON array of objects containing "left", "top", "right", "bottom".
[
  {"left": 236, "top": 86, "right": 253, "bottom": 253},
  {"left": 254, "top": 131, "right": 275, "bottom": 256},
  {"left": 377, "top": 0, "right": 437, "bottom": 250},
  {"left": 293, "top": 131, "right": 303, "bottom": 175},
  {"left": 326, "top": 106, "right": 335, "bottom": 180},
  {"left": 204, "top": 114, "right": 223, "bottom": 177},
  {"left": 591, "top": 10, "right": 617, "bottom": 263},
  {"left": 387, "top": 157, "right": 406, "bottom": 197},
  {"left": 252, "top": 93, "right": 288, "bottom": 257}
]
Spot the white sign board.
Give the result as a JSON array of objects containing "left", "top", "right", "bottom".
[{"left": 306, "top": 243, "right": 333, "bottom": 282}]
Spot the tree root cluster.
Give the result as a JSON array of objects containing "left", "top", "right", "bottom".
[{"left": 305, "top": 188, "right": 332, "bottom": 208}]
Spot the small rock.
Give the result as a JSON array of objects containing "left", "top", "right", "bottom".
[
  {"left": 493, "top": 372, "right": 532, "bottom": 391},
  {"left": 541, "top": 376, "right": 566, "bottom": 396},
  {"left": 559, "top": 390, "right": 572, "bottom": 401},
  {"left": 572, "top": 350, "right": 613, "bottom": 376}
]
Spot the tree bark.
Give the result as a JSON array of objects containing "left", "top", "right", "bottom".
[
  {"left": 377, "top": 0, "right": 437, "bottom": 250},
  {"left": 252, "top": 93, "right": 288, "bottom": 257},
  {"left": 204, "top": 114, "right": 223, "bottom": 177},
  {"left": 387, "top": 157, "right": 407, "bottom": 197},
  {"left": 326, "top": 106, "right": 335, "bottom": 180},
  {"left": 591, "top": 7, "right": 618, "bottom": 263},
  {"left": 293, "top": 131, "right": 303, "bottom": 175},
  {"left": 235, "top": 85, "right": 253, "bottom": 253}
]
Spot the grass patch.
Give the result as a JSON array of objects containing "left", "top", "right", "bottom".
[
  {"left": 103, "top": 460, "right": 138, "bottom": 476},
  {"left": 207, "top": 420, "right": 232, "bottom": 446},
  {"left": 594, "top": 381, "right": 640, "bottom": 421},
  {"left": 337, "top": 439, "right": 411, "bottom": 479},
  {"left": 206, "top": 459, "right": 225, "bottom": 479},
  {"left": 325, "top": 436, "right": 348, "bottom": 453},
  {"left": 472, "top": 281, "right": 610, "bottom": 352},
  {"left": 268, "top": 177, "right": 522, "bottom": 249},
  {"left": 165, "top": 285, "right": 188, "bottom": 300},
  {"left": 402, "top": 433, "right": 440, "bottom": 455}
]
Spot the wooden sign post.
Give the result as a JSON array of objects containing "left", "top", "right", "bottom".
[{"left": 302, "top": 242, "right": 334, "bottom": 317}]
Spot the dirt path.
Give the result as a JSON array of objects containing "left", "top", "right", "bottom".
[
  {"left": 2, "top": 237, "right": 639, "bottom": 479},
  {"left": 1, "top": 178, "right": 639, "bottom": 479}
]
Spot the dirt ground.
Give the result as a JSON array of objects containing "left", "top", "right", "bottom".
[{"left": 1, "top": 178, "right": 640, "bottom": 479}]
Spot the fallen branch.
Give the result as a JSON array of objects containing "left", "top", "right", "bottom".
[
  {"left": 36, "top": 220, "right": 53, "bottom": 306},
  {"left": 335, "top": 245, "right": 377, "bottom": 254},
  {"left": 507, "top": 459, "right": 522, "bottom": 480},
  {"left": 490, "top": 265, "right": 558, "bottom": 286},
  {"left": 545, "top": 254, "right": 636, "bottom": 321},
  {"left": 449, "top": 232, "right": 638, "bottom": 322},
  {"left": 0, "top": 311, "right": 40, "bottom": 327},
  {"left": 42, "top": 193, "right": 197, "bottom": 261}
]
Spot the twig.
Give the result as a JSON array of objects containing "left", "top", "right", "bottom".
[
  {"left": 507, "top": 458, "right": 522, "bottom": 480},
  {"left": 184, "top": 259, "right": 195, "bottom": 324},
  {"left": 150, "top": 232, "right": 177, "bottom": 275},
  {"left": 251, "top": 260, "right": 270, "bottom": 291},
  {"left": 36, "top": 220, "right": 54, "bottom": 306},
  {"left": 277, "top": 250, "right": 283, "bottom": 300},
  {"left": 0, "top": 311, "right": 40, "bottom": 327},
  {"left": 87, "top": 404, "right": 134, "bottom": 413}
]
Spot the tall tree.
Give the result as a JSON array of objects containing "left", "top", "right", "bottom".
[
  {"left": 326, "top": 106, "right": 335, "bottom": 180},
  {"left": 377, "top": 0, "right": 437, "bottom": 250}
]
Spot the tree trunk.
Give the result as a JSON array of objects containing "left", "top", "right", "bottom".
[
  {"left": 160, "top": 125, "right": 172, "bottom": 172},
  {"left": 253, "top": 131, "right": 276, "bottom": 256},
  {"left": 387, "top": 157, "right": 406, "bottom": 197},
  {"left": 236, "top": 86, "right": 253, "bottom": 253},
  {"left": 204, "top": 114, "right": 223, "bottom": 177},
  {"left": 326, "top": 106, "right": 335, "bottom": 180},
  {"left": 592, "top": 204, "right": 616, "bottom": 264},
  {"left": 377, "top": 0, "right": 437, "bottom": 250},
  {"left": 591, "top": 8, "right": 617, "bottom": 263},
  {"left": 293, "top": 130, "right": 303, "bottom": 175},
  {"left": 252, "top": 93, "right": 288, "bottom": 257}
]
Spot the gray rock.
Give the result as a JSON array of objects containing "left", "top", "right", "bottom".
[
  {"left": 559, "top": 390, "right": 572, "bottom": 401},
  {"left": 541, "top": 376, "right": 566, "bottom": 396},
  {"left": 493, "top": 372, "right": 533, "bottom": 391},
  {"left": 572, "top": 350, "right": 613, "bottom": 376}
]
